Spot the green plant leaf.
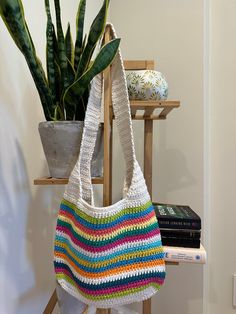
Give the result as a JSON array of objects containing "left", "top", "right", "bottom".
[
  {"left": 51, "top": 25, "right": 64, "bottom": 119},
  {"left": 74, "top": 0, "right": 86, "bottom": 71},
  {"left": 81, "top": 33, "right": 87, "bottom": 55},
  {"left": 0, "top": 0, "right": 54, "bottom": 120},
  {"left": 65, "top": 23, "right": 74, "bottom": 64},
  {"left": 75, "top": 86, "right": 90, "bottom": 120},
  {"left": 52, "top": 24, "right": 59, "bottom": 63},
  {"left": 54, "top": 0, "right": 69, "bottom": 91},
  {"left": 76, "top": 0, "right": 108, "bottom": 79},
  {"left": 54, "top": 60, "right": 62, "bottom": 108},
  {"left": 25, "top": 21, "right": 36, "bottom": 54},
  {"left": 63, "top": 38, "right": 120, "bottom": 120},
  {"left": 67, "top": 58, "right": 75, "bottom": 86},
  {"left": 45, "top": 0, "right": 57, "bottom": 105}
]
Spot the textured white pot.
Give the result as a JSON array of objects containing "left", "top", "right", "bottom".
[{"left": 38, "top": 121, "right": 103, "bottom": 178}]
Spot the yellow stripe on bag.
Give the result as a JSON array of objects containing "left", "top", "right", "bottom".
[{"left": 58, "top": 214, "right": 157, "bottom": 241}]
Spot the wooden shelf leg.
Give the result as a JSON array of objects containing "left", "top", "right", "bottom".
[
  {"left": 98, "top": 24, "right": 112, "bottom": 314},
  {"left": 43, "top": 289, "right": 58, "bottom": 314},
  {"left": 144, "top": 120, "right": 153, "bottom": 197},
  {"left": 96, "top": 309, "right": 111, "bottom": 314},
  {"left": 143, "top": 299, "right": 152, "bottom": 314},
  {"left": 143, "top": 120, "right": 153, "bottom": 314}
]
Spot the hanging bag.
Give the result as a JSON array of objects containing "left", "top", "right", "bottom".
[{"left": 54, "top": 24, "right": 165, "bottom": 309}]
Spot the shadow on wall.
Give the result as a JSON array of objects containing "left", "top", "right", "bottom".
[
  {"left": 0, "top": 106, "right": 31, "bottom": 314},
  {"left": 153, "top": 122, "right": 197, "bottom": 201},
  {"left": 0, "top": 24, "right": 64, "bottom": 312},
  {"left": 0, "top": 107, "right": 60, "bottom": 314},
  {"left": 156, "top": 147, "right": 196, "bottom": 193},
  {"left": 19, "top": 164, "right": 61, "bottom": 313},
  {"left": 112, "top": 120, "right": 196, "bottom": 203}
]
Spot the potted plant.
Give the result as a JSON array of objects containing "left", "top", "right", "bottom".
[{"left": 0, "top": 0, "right": 120, "bottom": 178}]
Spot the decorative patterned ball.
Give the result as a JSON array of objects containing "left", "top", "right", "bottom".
[{"left": 126, "top": 70, "right": 168, "bottom": 101}]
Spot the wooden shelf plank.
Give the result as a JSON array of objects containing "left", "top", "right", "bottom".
[
  {"left": 132, "top": 115, "right": 167, "bottom": 120},
  {"left": 130, "top": 100, "right": 180, "bottom": 108},
  {"left": 34, "top": 177, "right": 104, "bottom": 185},
  {"left": 110, "top": 99, "right": 180, "bottom": 108}
]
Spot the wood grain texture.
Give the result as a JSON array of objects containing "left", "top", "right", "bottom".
[
  {"left": 34, "top": 177, "right": 104, "bottom": 185},
  {"left": 144, "top": 120, "right": 153, "bottom": 197},
  {"left": 130, "top": 100, "right": 180, "bottom": 108},
  {"left": 143, "top": 298, "right": 152, "bottom": 314},
  {"left": 143, "top": 121, "right": 154, "bottom": 314},
  {"left": 96, "top": 309, "right": 110, "bottom": 314},
  {"left": 96, "top": 24, "right": 113, "bottom": 314},
  {"left": 124, "top": 60, "right": 154, "bottom": 70}
]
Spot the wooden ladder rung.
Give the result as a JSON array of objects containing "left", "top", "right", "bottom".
[{"left": 124, "top": 60, "right": 154, "bottom": 70}]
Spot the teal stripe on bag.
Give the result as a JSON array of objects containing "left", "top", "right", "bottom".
[{"left": 55, "top": 235, "right": 163, "bottom": 263}]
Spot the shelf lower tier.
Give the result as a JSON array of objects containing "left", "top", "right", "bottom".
[{"left": 34, "top": 176, "right": 103, "bottom": 185}]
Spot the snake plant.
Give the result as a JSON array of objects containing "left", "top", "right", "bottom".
[{"left": 0, "top": 0, "right": 120, "bottom": 120}]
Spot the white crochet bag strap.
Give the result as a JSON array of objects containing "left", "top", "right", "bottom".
[{"left": 71, "top": 24, "right": 146, "bottom": 205}]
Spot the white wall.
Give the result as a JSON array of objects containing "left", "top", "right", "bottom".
[
  {"left": 208, "top": 0, "right": 236, "bottom": 313},
  {"left": 110, "top": 1, "right": 204, "bottom": 314},
  {"left": 0, "top": 1, "right": 103, "bottom": 313}
]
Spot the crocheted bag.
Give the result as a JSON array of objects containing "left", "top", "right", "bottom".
[{"left": 54, "top": 25, "right": 166, "bottom": 308}]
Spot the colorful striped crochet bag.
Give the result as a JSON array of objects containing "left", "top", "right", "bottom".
[{"left": 54, "top": 24, "right": 166, "bottom": 308}]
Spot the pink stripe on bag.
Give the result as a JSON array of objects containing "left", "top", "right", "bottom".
[{"left": 56, "top": 226, "right": 160, "bottom": 253}]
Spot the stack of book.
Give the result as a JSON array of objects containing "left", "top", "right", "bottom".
[{"left": 153, "top": 202, "right": 201, "bottom": 249}]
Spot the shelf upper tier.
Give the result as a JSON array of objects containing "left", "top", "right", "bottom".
[
  {"left": 34, "top": 100, "right": 180, "bottom": 186},
  {"left": 110, "top": 100, "right": 180, "bottom": 120}
]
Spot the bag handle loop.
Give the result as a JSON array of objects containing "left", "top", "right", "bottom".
[{"left": 71, "top": 24, "right": 138, "bottom": 205}]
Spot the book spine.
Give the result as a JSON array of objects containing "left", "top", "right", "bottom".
[
  {"left": 158, "top": 220, "right": 201, "bottom": 230},
  {"left": 160, "top": 229, "right": 201, "bottom": 239},
  {"left": 163, "top": 247, "right": 206, "bottom": 264},
  {"left": 162, "top": 238, "right": 200, "bottom": 248}
]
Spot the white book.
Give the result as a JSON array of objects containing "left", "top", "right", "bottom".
[{"left": 163, "top": 244, "right": 206, "bottom": 264}]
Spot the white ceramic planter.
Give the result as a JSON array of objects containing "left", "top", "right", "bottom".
[
  {"left": 126, "top": 70, "right": 168, "bottom": 101},
  {"left": 38, "top": 121, "right": 103, "bottom": 178}
]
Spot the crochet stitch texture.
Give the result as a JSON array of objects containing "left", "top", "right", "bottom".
[{"left": 54, "top": 24, "right": 166, "bottom": 308}]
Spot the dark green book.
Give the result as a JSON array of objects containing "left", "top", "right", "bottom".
[
  {"left": 153, "top": 202, "right": 201, "bottom": 230},
  {"left": 160, "top": 228, "right": 201, "bottom": 239},
  {"left": 161, "top": 237, "right": 200, "bottom": 248}
]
